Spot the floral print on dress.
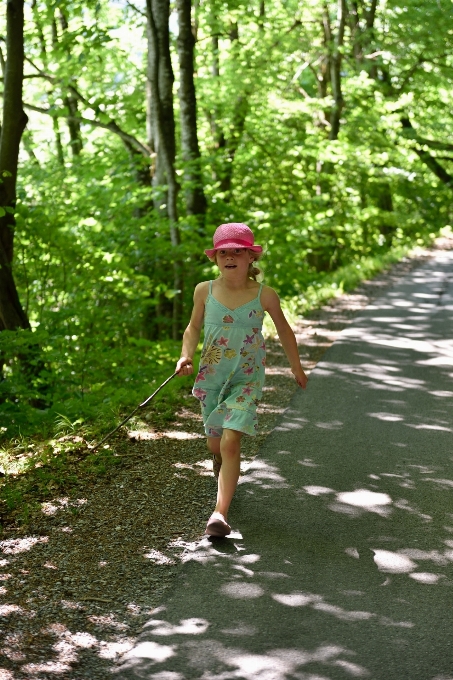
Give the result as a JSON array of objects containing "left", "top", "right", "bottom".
[
  {"left": 193, "top": 387, "right": 207, "bottom": 402},
  {"left": 224, "top": 348, "right": 237, "bottom": 360},
  {"left": 201, "top": 345, "right": 222, "bottom": 365}
]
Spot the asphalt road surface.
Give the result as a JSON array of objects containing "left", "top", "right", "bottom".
[{"left": 118, "top": 249, "right": 453, "bottom": 680}]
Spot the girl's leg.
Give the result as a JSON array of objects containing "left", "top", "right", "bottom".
[
  {"left": 207, "top": 436, "right": 221, "bottom": 457},
  {"left": 214, "top": 428, "right": 242, "bottom": 521},
  {"left": 207, "top": 436, "right": 222, "bottom": 476}
]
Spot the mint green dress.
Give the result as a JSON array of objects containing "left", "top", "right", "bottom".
[{"left": 193, "top": 281, "right": 266, "bottom": 437}]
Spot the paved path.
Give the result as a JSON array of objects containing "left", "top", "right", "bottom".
[{"left": 118, "top": 250, "right": 453, "bottom": 680}]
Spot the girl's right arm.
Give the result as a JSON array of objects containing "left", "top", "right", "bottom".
[{"left": 175, "top": 281, "right": 209, "bottom": 376}]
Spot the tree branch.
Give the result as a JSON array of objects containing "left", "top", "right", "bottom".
[
  {"left": 400, "top": 120, "right": 453, "bottom": 152},
  {"left": 401, "top": 117, "right": 453, "bottom": 187},
  {"left": 126, "top": 0, "right": 146, "bottom": 17},
  {"left": 20, "top": 100, "right": 151, "bottom": 157}
]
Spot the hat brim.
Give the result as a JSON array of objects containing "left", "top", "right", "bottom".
[{"left": 205, "top": 243, "right": 263, "bottom": 258}]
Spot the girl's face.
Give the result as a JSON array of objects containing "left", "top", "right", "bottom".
[{"left": 215, "top": 248, "right": 255, "bottom": 277}]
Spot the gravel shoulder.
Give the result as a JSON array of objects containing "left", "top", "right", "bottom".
[{"left": 0, "top": 237, "right": 451, "bottom": 679}]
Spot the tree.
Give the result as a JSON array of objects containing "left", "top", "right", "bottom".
[
  {"left": 0, "top": 0, "right": 30, "bottom": 331},
  {"left": 146, "top": 0, "right": 182, "bottom": 339},
  {"left": 176, "top": 0, "right": 206, "bottom": 227}
]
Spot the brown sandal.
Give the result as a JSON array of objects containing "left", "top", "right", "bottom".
[{"left": 213, "top": 455, "right": 222, "bottom": 479}]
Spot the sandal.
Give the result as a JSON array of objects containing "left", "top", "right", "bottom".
[
  {"left": 213, "top": 454, "right": 222, "bottom": 479},
  {"left": 205, "top": 513, "right": 231, "bottom": 537}
]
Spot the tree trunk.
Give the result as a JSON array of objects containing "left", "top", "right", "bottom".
[
  {"left": 376, "top": 181, "right": 395, "bottom": 244},
  {"left": 146, "top": 0, "right": 183, "bottom": 339},
  {"left": 56, "top": 10, "right": 83, "bottom": 157},
  {"left": 351, "top": 0, "right": 378, "bottom": 74},
  {"left": 0, "top": 0, "right": 30, "bottom": 331},
  {"left": 176, "top": 0, "right": 206, "bottom": 229},
  {"left": 328, "top": 0, "right": 346, "bottom": 141}
]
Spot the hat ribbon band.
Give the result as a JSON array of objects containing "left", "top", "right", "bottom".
[{"left": 214, "top": 237, "right": 254, "bottom": 249}]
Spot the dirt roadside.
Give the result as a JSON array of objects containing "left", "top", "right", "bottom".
[{"left": 0, "top": 236, "right": 451, "bottom": 680}]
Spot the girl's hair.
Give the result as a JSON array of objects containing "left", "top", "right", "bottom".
[
  {"left": 210, "top": 249, "right": 263, "bottom": 281},
  {"left": 248, "top": 252, "right": 262, "bottom": 281}
]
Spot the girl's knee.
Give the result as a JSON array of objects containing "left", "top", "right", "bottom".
[
  {"left": 220, "top": 429, "right": 243, "bottom": 456},
  {"left": 222, "top": 428, "right": 243, "bottom": 444}
]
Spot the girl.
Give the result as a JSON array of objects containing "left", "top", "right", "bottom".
[{"left": 176, "top": 223, "right": 308, "bottom": 537}]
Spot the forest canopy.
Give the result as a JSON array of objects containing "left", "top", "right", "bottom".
[{"left": 0, "top": 0, "right": 452, "bottom": 438}]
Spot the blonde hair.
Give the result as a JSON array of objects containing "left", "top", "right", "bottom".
[
  {"left": 248, "top": 252, "right": 262, "bottom": 281},
  {"left": 210, "top": 249, "right": 263, "bottom": 281}
]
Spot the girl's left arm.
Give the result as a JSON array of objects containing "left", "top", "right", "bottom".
[{"left": 262, "top": 287, "right": 308, "bottom": 389}]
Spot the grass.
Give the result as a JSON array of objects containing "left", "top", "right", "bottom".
[{"left": 0, "top": 347, "right": 202, "bottom": 529}]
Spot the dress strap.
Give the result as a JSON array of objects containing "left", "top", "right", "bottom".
[
  {"left": 209, "top": 280, "right": 213, "bottom": 295},
  {"left": 258, "top": 283, "right": 263, "bottom": 300}
]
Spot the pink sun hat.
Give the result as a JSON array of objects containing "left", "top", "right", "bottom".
[{"left": 205, "top": 223, "right": 263, "bottom": 258}]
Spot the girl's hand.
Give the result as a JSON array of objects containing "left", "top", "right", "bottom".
[
  {"left": 292, "top": 366, "right": 308, "bottom": 389},
  {"left": 176, "top": 357, "right": 193, "bottom": 376}
]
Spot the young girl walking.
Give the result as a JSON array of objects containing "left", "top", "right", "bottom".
[{"left": 176, "top": 223, "right": 308, "bottom": 537}]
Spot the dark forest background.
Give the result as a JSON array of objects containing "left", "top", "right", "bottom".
[{"left": 1, "top": 0, "right": 452, "bottom": 442}]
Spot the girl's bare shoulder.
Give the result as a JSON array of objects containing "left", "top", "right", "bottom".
[
  {"left": 193, "top": 280, "right": 211, "bottom": 302},
  {"left": 260, "top": 284, "right": 282, "bottom": 313}
]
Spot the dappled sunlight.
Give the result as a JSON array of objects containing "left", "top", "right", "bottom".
[
  {"left": 238, "top": 459, "right": 289, "bottom": 488},
  {"left": 0, "top": 537, "right": 48, "bottom": 554},
  {"left": 220, "top": 582, "right": 265, "bottom": 599},
  {"left": 315, "top": 420, "right": 343, "bottom": 430},
  {"left": 143, "top": 618, "right": 209, "bottom": 636},
  {"left": 304, "top": 486, "right": 335, "bottom": 496},
  {"left": 119, "top": 637, "right": 371, "bottom": 679},
  {"left": 172, "top": 459, "right": 214, "bottom": 477},
  {"left": 371, "top": 550, "right": 416, "bottom": 574},
  {"left": 122, "top": 640, "right": 175, "bottom": 663},
  {"left": 335, "top": 490, "right": 392, "bottom": 516},
  {"left": 0, "top": 599, "right": 138, "bottom": 671},
  {"left": 143, "top": 551, "right": 176, "bottom": 566},
  {"left": 409, "top": 572, "right": 444, "bottom": 584},
  {"left": 128, "top": 429, "right": 205, "bottom": 441},
  {"left": 41, "top": 497, "right": 87, "bottom": 517}
]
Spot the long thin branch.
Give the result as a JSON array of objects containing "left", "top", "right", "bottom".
[
  {"left": 126, "top": 0, "right": 146, "bottom": 17},
  {"left": 401, "top": 119, "right": 453, "bottom": 152},
  {"left": 401, "top": 117, "right": 453, "bottom": 187},
  {"left": 21, "top": 100, "right": 151, "bottom": 157}
]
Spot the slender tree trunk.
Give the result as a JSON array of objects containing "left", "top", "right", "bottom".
[
  {"left": 146, "top": 0, "right": 182, "bottom": 339},
  {"left": 176, "top": 0, "right": 206, "bottom": 229},
  {"left": 328, "top": 0, "right": 346, "bottom": 141},
  {"left": 209, "top": 33, "right": 225, "bottom": 149},
  {"left": 0, "top": 0, "right": 30, "bottom": 331},
  {"left": 56, "top": 10, "right": 83, "bottom": 156},
  {"left": 364, "top": 0, "right": 378, "bottom": 78}
]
